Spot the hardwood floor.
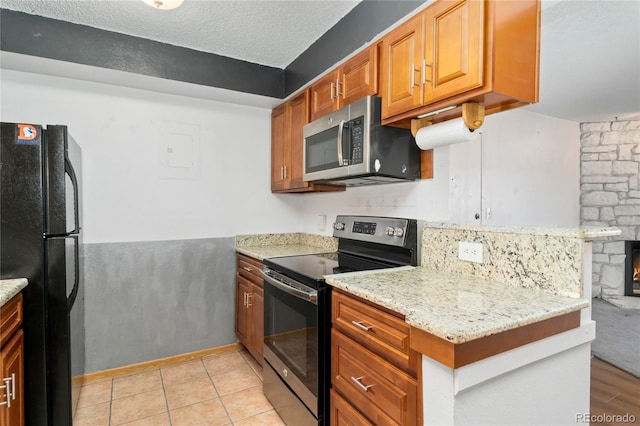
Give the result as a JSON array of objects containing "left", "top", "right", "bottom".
[{"left": 590, "top": 357, "right": 640, "bottom": 425}]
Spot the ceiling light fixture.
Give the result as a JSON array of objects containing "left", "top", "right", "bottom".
[{"left": 142, "top": 0, "right": 184, "bottom": 10}]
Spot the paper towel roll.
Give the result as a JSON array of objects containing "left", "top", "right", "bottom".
[{"left": 415, "top": 118, "right": 480, "bottom": 150}]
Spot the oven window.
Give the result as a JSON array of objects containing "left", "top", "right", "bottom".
[
  {"left": 264, "top": 282, "right": 318, "bottom": 397},
  {"left": 305, "top": 127, "right": 340, "bottom": 173}
]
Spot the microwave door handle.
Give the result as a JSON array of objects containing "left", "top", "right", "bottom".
[
  {"left": 343, "top": 123, "right": 352, "bottom": 164},
  {"left": 337, "top": 120, "right": 345, "bottom": 166}
]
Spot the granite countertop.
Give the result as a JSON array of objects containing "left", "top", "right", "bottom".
[
  {"left": 424, "top": 222, "right": 621, "bottom": 240},
  {"left": 235, "top": 232, "right": 337, "bottom": 261},
  {"left": 236, "top": 244, "right": 334, "bottom": 261},
  {"left": 325, "top": 267, "right": 589, "bottom": 344},
  {"left": 0, "top": 279, "right": 28, "bottom": 307}
]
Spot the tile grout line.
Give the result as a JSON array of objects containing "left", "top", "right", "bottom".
[
  {"left": 159, "top": 366, "right": 173, "bottom": 426},
  {"left": 108, "top": 378, "right": 114, "bottom": 426},
  {"left": 203, "top": 354, "right": 235, "bottom": 424}
]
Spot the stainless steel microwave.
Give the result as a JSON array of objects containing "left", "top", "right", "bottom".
[{"left": 302, "top": 96, "right": 421, "bottom": 186}]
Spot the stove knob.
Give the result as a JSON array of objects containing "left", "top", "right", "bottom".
[
  {"left": 333, "top": 222, "right": 345, "bottom": 231},
  {"left": 394, "top": 227, "right": 404, "bottom": 237},
  {"left": 385, "top": 227, "right": 395, "bottom": 236}
]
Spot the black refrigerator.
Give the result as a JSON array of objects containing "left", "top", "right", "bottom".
[{"left": 0, "top": 122, "right": 85, "bottom": 425}]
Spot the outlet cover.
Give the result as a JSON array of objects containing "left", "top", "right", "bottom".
[
  {"left": 317, "top": 214, "right": 327, "bottom": 231},
  {"left": 458, "top": 241, "right": 483, "bottom": 263}
]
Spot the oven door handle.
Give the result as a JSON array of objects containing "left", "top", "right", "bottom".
[{"left": 261, "top": 269, "right": 318, "bottom": 305}]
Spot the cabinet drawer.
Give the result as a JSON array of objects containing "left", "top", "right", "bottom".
[
  {"left": 332, "top": 291, "right": 417, "bottom": 375},
  {"left": 332, "top": 330, "right": 418, "bottom": 426},
  {"left": 237, "top": 254, "right": 263, "bottom": 285},
  {"left": 0, "top": 293, "right": 23, "bottom": 345},
  {"left": 331, "top": 389, "right": 375, "bottom": 426}
]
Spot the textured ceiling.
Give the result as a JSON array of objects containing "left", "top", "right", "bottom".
[
  {"left": 0, "top": 0, "right": 361, "bottom": 68},
  {"left": 1, "top": 0, "right": 638, "bottom": 122}
]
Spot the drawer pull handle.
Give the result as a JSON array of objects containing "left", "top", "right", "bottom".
[
  {"left": 0, "top": 374, "right": 15, "bottom": 407},
  {"left": 242, "top": 266, "right": 253, "bottom": 272},
  {"left": 351, "top": 320, "right": 373, "bottom": 331},
  {"left": 351, "top": 376, "right": 374, "bottom": 392}
]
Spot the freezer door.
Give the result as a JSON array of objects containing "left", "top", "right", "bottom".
[{"left": 44, "top": 125, "right": 82, "bottom": 236}]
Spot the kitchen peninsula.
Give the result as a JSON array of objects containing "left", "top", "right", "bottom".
[
  {"left": 236, "top": 222, "right": 619, "bottom": 425},
  {"left": 325, "top": 223, "right": 620, "bottom": 425}
]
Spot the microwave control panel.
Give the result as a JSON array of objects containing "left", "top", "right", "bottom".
[{"left": 351, "top": 117, "right": 364, "bottom": 165}]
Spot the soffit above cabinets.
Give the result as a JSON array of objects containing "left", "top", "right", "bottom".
[{"left": 0, "top": 0, "right": 361, "bottom": 69}]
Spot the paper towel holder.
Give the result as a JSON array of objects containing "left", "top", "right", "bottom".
[{"left": 410, "top": 102, "right": 485, "bottom": 137}]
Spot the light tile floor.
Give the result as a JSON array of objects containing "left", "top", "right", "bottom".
[{"left": 75, "top": 349, "right": 286, "bottom": 426}]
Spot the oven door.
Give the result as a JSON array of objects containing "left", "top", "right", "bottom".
[
  {"left": 262, "top": 268, "right": 320, "bottom": 418},
  {"left": 303, "top": 105, "right": 351, "bottom": 182}
]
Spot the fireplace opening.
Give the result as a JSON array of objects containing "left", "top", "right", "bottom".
[{"left": 624, "top": 241, "right": 640, "bottom": 297}]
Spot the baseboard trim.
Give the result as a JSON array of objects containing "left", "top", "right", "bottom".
[{"left": 82, "top": 342, "right": 243, "bottom": 384}]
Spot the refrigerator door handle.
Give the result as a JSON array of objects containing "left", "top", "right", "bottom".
[
  {"left": 67, "top": 235, "right": 80, "bottom": 311},
  {"left": 64, "top": 157, "right": 80, "bottom": 235}
]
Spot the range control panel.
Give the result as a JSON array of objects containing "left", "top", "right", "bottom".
[
  {"left": 332, "top": 215, "right": 414, "bottom": 247},
  {"left": 352, "top": 221, "right": 377, "bottom": 235}
]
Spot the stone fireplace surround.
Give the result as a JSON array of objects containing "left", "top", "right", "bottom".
[{"left": 580, "top": 119, "right": 640, "bottom": 306}]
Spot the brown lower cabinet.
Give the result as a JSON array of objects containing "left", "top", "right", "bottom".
[
  {"left": 331, "top": 290, "right": 419, "bottom": 426},
  {"left": 331, "top": 389, "right": 374, "bottom": 426},
  {"left": 0, "top": 293, "right": 24, "bottom": 426},
  {"left": 235, "top": 254, "right": 264, "bottom": 363}
]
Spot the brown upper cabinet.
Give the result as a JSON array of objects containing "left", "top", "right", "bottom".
[
  {"left": 380, "top": 0, "right": 540, "bottom": 123},
  {"left": 271, "top": 91, "right": 345, "bottom": 193},
  {"left": 310, "top": 45, "right": 379, "bottom": 122}
]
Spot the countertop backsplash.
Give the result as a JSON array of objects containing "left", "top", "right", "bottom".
[{"left": 420, "top": 223, "right": 620, "bottom": 298}]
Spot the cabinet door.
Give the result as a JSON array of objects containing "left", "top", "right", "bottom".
[
  {"left": 250, "top": 285, "right": 264, "bottom": 362},
  {"left": 0, "top": 330, "right": 24, "bottom": 426},
  {"left": 287, "top": 91, "right": 311, "bottom": 189},
  {"left": 339, "top": 46, "right": 379, "bottom": 108},
  {"left": 235, "top": 276, "right": 251, "bottom": 345},
  {"left": 310, "top": 71, "right": 339, "bottom": 122},
  {"left": 271, "top": 103, "right": 289, "bottom": 192},
  {"left": 424, "top": 0, "right": 484, "bottom": 103},
  {"left": 381, "top": 13, "right": 424, "bottom": 119}
]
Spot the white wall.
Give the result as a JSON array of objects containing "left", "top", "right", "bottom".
[
  {"left": 1, "top": 70, "right": 581, "bottom": 243},
  {"left": 299, "top": 108, "right": 581, "bottom": 234},
  {"left": 0, "top": 70, "right": 303, "bottom": 243}
]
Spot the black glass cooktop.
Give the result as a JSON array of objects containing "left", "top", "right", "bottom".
[
  {"left": 264, "top": 251, "right": 399, "bottom": 287},
  {"left": 264, "top": 253, "right": 340, "bottom": 283}
]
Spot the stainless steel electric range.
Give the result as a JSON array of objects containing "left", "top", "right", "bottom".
[{"left": 260, "top": 215, "right": 421, "bottom": 426}]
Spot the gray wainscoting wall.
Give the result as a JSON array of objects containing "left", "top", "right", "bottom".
[{"left": 83, "top": 237, "right": 237, "bottom": 373}]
